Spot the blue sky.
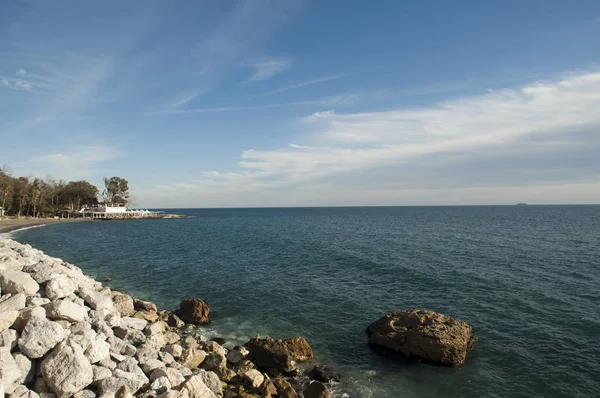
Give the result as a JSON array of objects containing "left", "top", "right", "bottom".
[{"left": 1, "top": 0, "right": 600, "bottom": 207}]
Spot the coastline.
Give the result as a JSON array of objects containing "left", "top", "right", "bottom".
[
  {"left": 0, "top": 236, "right": 334, "bottom": 398},
  {"left": 0, "top": 217, "right": 89, "bottom": 234}
]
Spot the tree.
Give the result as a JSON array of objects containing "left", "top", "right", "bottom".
[
  {"left": 61, "top": 181, "right": 99, "bottom": 211},
  {"left": 0, "top": 166, "right": 13, "bottom": 214},
  {"left": 13, "top": 177, "right": 29, "bottom": 217},
  {"left": 102, "top": 177, "right": 129, "bottom": 204}
]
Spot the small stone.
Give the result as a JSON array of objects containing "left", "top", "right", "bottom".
[
  {"left": 93, "top": 364, "right": 113, "bottom": 383},
  {"left": 14, "top": 352, "right": 35, "bottom": 384},
  {"left": 162, "top": 344, "right": 183, "bottom": 358},
  {"left": 141, "top": 358, "right": 166, "bottom": 376},
  {"left": 0, "top": 310, "right": 18, "bottom": 332},
  {"left": 150, "top": 368, "right": 184, "bottom": 389},
  {"left": 179, "top": 347, "right": 206, "bottom": 369},
  {"left": 145, "top": 321, "right": 165, "bottom": 336},
  {"left": 120, "top": 317, "right": 148, "bottom": 331},
  {"left": 85, "top": 335, "right": 111, "bottom": 363},
  {"left": 0, "top": 293, "right": 26, "bottom": 312},
  {"left": 133, "top": 311, "right": 159, "bottom": 323},
  {"left": 72, "top": 390, "right": 94, "bottom": 398},
  {"left": 243, "top": 369, "right": 265, "bottom": 389},
  {"left": 133, "top": 299, "right": 157, "bottom": 312},
  {"left": 163, "top": 332, "right": 181, "bottom": 345},
  {"left": 150, "top": 376, "right": 171, "bottom": 394},
  {"left": 226, "top": 347, "right": 248, "bottom": 365}
]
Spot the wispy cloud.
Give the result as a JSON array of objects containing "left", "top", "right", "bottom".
[
  {"left": 267, "top": 89, "right": 390, "bottom": 108},
  {"left": 245, "top": 59, "right": 291, "bottom": 83},
  {"left": 149, "top": 71, "right": 600, "bottom": 206},
  {"left": 0, "top": 77, "right": 33, "bottom": 91},
  {"left": 24, "top": 145, "right": 119, "bottom": 179},
  {"left": 146, "top": 107, "right": 239, "bottom": 116},
  {"left": 256, "top": 73, "right": 356, "bottom": 96}
]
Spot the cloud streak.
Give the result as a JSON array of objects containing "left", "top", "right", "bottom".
[
  {"left": 255, "top": 73, "right": 356, "bottom": 96},
  {"left": 245, "top": 60, "right": 291, "bottom": 82},
  {"left": 149, "top": 71, "right": 600, "bottom": 206}
]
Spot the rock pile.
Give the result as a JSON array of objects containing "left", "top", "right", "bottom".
[{"left": 0, "top": 238, "right": 333, "bottom": 398}]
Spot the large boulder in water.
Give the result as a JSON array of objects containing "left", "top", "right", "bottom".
[
  {"left": 245, "top": 336, "right": 314, "bottom": 373},
  {"left": 178, "top": 298, "right": 210, "bottom": 325},
  {"left": 366, "top": 309, "right": 477, "bottom": 366}
]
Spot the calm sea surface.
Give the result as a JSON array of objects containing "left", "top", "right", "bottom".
[{"left": 11, "top": 206, "right": 600, "bottom": 397}]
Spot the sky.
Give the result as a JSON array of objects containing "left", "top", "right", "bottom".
[{"left": 1, "top": 0, "right": 600, "bottom": 207}]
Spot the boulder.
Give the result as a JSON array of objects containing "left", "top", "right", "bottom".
[
  {"left": 309, "top": 365, "right": 341, "bottom": 383},
  {"left": 133, "top": 310, "right": 159, "bottom": 323},
  {"left": 98, "top": 377, "right": 138, "bottom": 397},
  {"left": 13, "top": 306, "right": 47, "bottom": 332},
  {"left": 164, "top": 313, "right": 184, "bottom": 329},
  {"left": 366, "top": 309, "right": 477, "bottom": 366},
  {"left": 18, "top": 316, "right": 66, "bottom": 358},
  {"left": 180, "top": 374, "right": 218, "bottom": 398},
  {"left": 304, "top": 382, "right": 330, "bottom": 398},
  {"left": 113, "top": 294, "right": 135, "bottom": 317},
  {"left": 193, "top": 370, "right": 222, "bottom": 397},
  {"left": 0, "top": 270, "right": 39, "bottom": 295},
  {"left": 45, "top": 299, "right": 87, "bottom": 323},
  {"left": 14, "top": 352, "right": 35, "bottom": 384},
  {"left": 150, "top": 376, "right": 171, "bottom": 394},
  {"left": 79, "top": 287, "right": 114, "bottom": 311},
  {"left": 141, "top": 358, "right": 166, "bottom": 376},
  {"left": 113, "top": 368, "right": 150, "bottom": 392},
  {"left": 150, "top": 368, "right": 185, "bottom": 389},
  {"left": 85, "top": 335, "right": 111, "bottom": 363},
  {"left": 179, "top": 347, "right": 206, "bottom": 369},
  {"left": 0, "top": 347, "right": 22, "bottom": 393},
  {"left": 178, "top": 299, "right": 210, "bottom": 325},
  {"left": 92, "top": 365, "right": 113, "bottom": 385},
  {"left": 0, "top": 293, "right": 27, "bottom": 312},
  {"left": 0, "top": 328, "right": 18, "bottom": 350},
  {"left": 226, "top": 347, "right": 248, "bottom": 365},
  {"left": 45, "top": 275, "right": 76, "bottom": 300},
  {"left": 162, "top": 344, "right": 183, "bottom": 358},
  {"left": 0, "top": 310, "right": 18, "bottom": 332},
  {"left": 133, "top": 299, "right": 157, "bottom": 313},
  {"left": 245, "top": 336, "right": 313, "bottom": 373},
  {"left": 121, "top": 317, "right": 148, "bottom": 331},
  {"left": 243, "top": 369, "right": 265, "bottom": 389},
  {"left": 41, "top": 341, "right": 94, "bottom": 397},
  {"left": 273, "top": 378, "right": 298, "bottom": 398}
]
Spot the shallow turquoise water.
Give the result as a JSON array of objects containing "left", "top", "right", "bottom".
[{"left": 12, "top": 206, "right": 600, "bottom": 397}]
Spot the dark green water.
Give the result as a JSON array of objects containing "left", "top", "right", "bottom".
[{"left": 10, "top": 206, "right": 600, "bottom": 397}]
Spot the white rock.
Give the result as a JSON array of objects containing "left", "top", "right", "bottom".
[
  {"left": 0, "top": 270, "right": 39, "bottom": 295},
  {"left": 98, "top": 377, "right": 137, "bottom": 398},
  {"left": 141, "top": 358, "right": 166, "bottom": 376},
  {"left": 45, "top": 299, "right": 87, "bottom": 322},
  {"left": 27, "top": 297, "right": 51, "bottom": 307},
  {"left": 243, "top": 369, "right": 264, "bottom": 389},
  {"left": 0, "top": 293, "right": 27, "bottom": 311},
  {"left": 0, "top": 328, "right": 18, "bottom": 350},
  {"left": 145, "top": 321, "right": 165, "bottom": 336},
  {"left": 162, "top": 344, "right": 183, "bottom": 359},
  {"left": 10, "top": 385, "right": 40, "bottom": 398},
  {"left": 73, "top": 390, "right": 95, "bottom": 398},
  {"left": 39, "top": 393, "right": 56, "bottom": 398},
  {"left": 136, "top": 343, "right": 160, "bottom": 365},
  {"left": 19, "top": 316, "right": 66, "bottom": 358},
  {"left": 14, "top": 352, "right": 35, "bottom": 384},
  {"left": 67, "top": 324, "right": 97, "bottom": 352},
  {"left": 45, "top": 275, "right": 77, "bottom": 300},
  {"left": 86, "top": 335, "right": 111, "bottom": 364},
  {"left": 41, "top": 341, "right": 94, "bottom": 398},
  {"left": 150, "top": 368, "right": 185, "bottom": 389},
  {"left": 105, "top": 313, "right": 122, "bottom": 328},
  {"left": 113, "top": 368, "right": 150, "bottom": 392},
  {"left": 79, "top": 287, "right": 115, "bottom": 311},
  {"left": 150, "top": 376, "right": 171, "bottom": 394},
  {"left": 158, "top": 390, "right": 189, "bottom": 398},
  {"left": 93, "top": 365, "right": 113, "bottom": 384},
  {"left": 158, "top": 350, "right": 175, "bottom": 365},
  {"left": 164, "top": 332, "right": 181, "bottom": 345},
  {"left": 114, "top": 327, "right": 146, "bottom": 345},
  {"left": 98, "top": 356, "right": 117, "bottom": 371},
  {"left": 112, "top": 294, "right": 135, "bottom": 317},
  {"left": 120, "top": 317, "right": 147, "bottom": 330},
  {"left": 0, "top": 347, "right": 22, "bottom": 393},
  {"left": 0, "top": 310, "right": 18, "bottom": 332},
  {"left": 116, "top": 357, "right": 138, "bottom": 373},
  {"left": 179, "top": 375, "right": 217, "bottom": 398},
  {"left": 13, "top": 306, "right": 47, "bottom": 332}
]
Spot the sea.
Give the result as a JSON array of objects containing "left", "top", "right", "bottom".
[{"left": 8, "top": 206, "right": 600, "bottom": 397}]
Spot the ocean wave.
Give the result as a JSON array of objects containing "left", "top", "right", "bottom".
[{"left": 0, "top": 223, "right": 48, "bottom": 237}]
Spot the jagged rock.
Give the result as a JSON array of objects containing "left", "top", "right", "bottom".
[
  {"left": 0, "top": 347, "right": 21, "bottom": 393},
  {"left": 123, "top": 344, "right": 137, "bottom": 356},
  {"left": 113, "top": 294, "right": 135, "bottom": 317},
  {"left": 158, "top": 390, "right": 188, "bottom": 398},
  {"left": 133, "top": 299, "right": 157, "bottom": 313},
  {"left": 260, "top": 378, "right": 277, "bottom": 397},
  {"left": 93, "top": 365, "right": 113, "bottom": 385},
  {"left": 243, "top": 369, "right": 265, "bottom": 389},
  {"left": 141, "top": 358, "right": 166, "bottom": 375},
  {"left": 162, "top": 344, "right": 183, "bottom": 358},
  {"left": 10, "top": 385, "right": 40, "bottom": 398},
  {"left": 145, "top": 321, "right": 165, "bottom": 337},
  {"left": 114, "top": 327, "right": 146, "bottom": 345},
  {"left": 304, "top": 382, "right": 330, "bottom": 398},
  {"left": 0, "top": 270, "right": 39, "bottom": 295},
  {"left": 164, "top": 313, "right": 184, "bottom": 329},
  {"left": 178, "top": 299, "right": 210, "bottom": 325},
  {"left": 0, "top": 328, "right": 18, "bottom": 350},
  {"left": 163, "top": 332, "right": 181, "bottom": 345},
  {"left": 233, "top": 359, "right": 255, "bottom": 375},
  {"left": 19, "top": 316, "right": 66, "bottom": 358},
  {"left": 150, "top": 368, "right": 185, "bottom": 389},
  {"left": 14, "top": 352, "right": 35, "bottom": 384},
  {"left": 116, "top": 385, "right": 134, "bottom": 398},
  {"left": 98, "top": 356, "right": 118, "bottom": 370},
  {"left": 366, "top": 309, "right": 477, "bottom": 366},
  {"left": 45, "top": 299, "right": 87, "bottom": 322},
  {"left": 0, "top": 293, "right": 27, "bottom": 312},
  {"left": 180, "top": 374, "right": 218, "bottom": 398},
  {"left": 86, "top": 335, "right": 111, "bottom": 363},
  {"left": 192, "top": 370, "right": 222, "bottom": 397},
  {"left": 45, "top": 275, "right": 77, "bottom": 300},
  {"left": 72, "top": 390, "right": 94, "bottom": 398},
  {"left": 0, "top": 310, "right": 18, "bottom": 332},
  {"left": 41, "top": 341, "right": 94, "bottom": 398},
  {"left": 309, "top": 365, "right": 341, "bottom": 383},
  {"left": 150, "top": 376, "right": 171, "bottom": 394},
  {"left": 245, "top": 336, "right": 313, "bottom": 373},
  {"left": 121, "top": 317, "right": 148, "bottom": 331},
  {"left": 113, "top": 368, "right": 150, "bottom": 392},
  {"left": 136, "top": 343, "right": 160, "bottom": 365},
  {"left": 226, "top": 347, "right": 248, "bottom": 364},
  {"left": 273, "top": 378, "right": 298, "bottom": 398},
  {"left": 39, "top": 393, "right": 57, "bottom": 398},
  {"left": 68, "top": 324, "right": 97, "bottom": 352},
  {"left": 116, "top": 357, "right": 139, "bottom": 373},
  {"left": 212, "top": 366, "right": 235, "bottom": 383},
  {"left": 133, "top": 311, "right": 159, "bottom": 323},
  {"left": 79, "top": 287, "right": 114, "bottom": 311},
  {"left": 13, "top": 306, "right": 47, "bottom": 332},
  {"left": 200, "top": 352, "right": 225, "bottom": 371},
  {"left": 33, "top": 377, "right": 50, "bottom": 393},
  {"left": 182, "top": 337, "right": 198, "bottom": 349},
  {"left": 98, "top": 377, "right": 138, "bottom": 397},
  {"left": 27, "top": 297, "right": 51, "bottom": 307}
]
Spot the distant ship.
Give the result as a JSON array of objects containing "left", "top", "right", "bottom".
[{"left": 516, "top": 203, "right": 528, "bottom": 206}]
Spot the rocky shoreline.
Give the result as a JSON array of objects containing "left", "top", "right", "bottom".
[{"left": 0, "top": 237, "right": 335, "bottom": 398}]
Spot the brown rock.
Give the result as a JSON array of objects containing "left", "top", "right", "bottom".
[
  {"left": 133, "top": 299, "right": 157, "bottom": 313},
  {"left": 260, "top": 378, "right": 278, "bottom": 397},
  {"left": 245, "top": 336, "right": 313, "bottom": 373},
  {"left": 113, "top": 294, "right": 135, "bottom": 317},
  {"left": 309, "top": 365, "right": 341, "bottom": 383},
  {"left": 273, "top": 378, "right": 298, "bottom": 398},
  {"left": 366, "top": 309, "right": 477, "bottom": 366},
  {"left": 304, "top": 382, "right": 330, "bottom": 398},
  {"left": 133, "top": 310, "right": 159, "bottom": 323},
  {"left": 178, "top": 299, "right": 210, "bottom": 325}
]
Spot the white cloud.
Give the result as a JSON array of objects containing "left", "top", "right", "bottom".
[
  {"left": 245, "top": 60, "right": 291, "bottom": 82},
  {"left": 147, "top": 71, "right": 600, "bottom": 206},
  {"left": 16, "top": 69, "right": 27, "bottom": 76},
  {"left": 1, "top": 77, "right": 33, "bottom": 91},
  {"left": 146, "top": 106, "right": 238, "bottom": 116},
  {"left": 255, "top": 73, "right": 355, "bottom": 96},
  {"left": 27, "top": 145, "right": 119, "bottom": 179}
]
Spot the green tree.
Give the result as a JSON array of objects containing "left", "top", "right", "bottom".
[
  {"left": 0, "top": 167, "right": 14, "bottom": 215},
  {"left": 102, "top": 177, "right": 129, "bottom": 204},
  {"left": 61, "top": 181, "right": 99, "bottom": 211}
]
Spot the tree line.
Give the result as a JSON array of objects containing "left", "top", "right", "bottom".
[{"left": 0, "top": 166, "right": 129, "bottom": 218}]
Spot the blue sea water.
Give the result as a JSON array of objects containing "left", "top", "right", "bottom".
[{"left": 10, "top": 206, "right": 600, "bottom": 397}]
